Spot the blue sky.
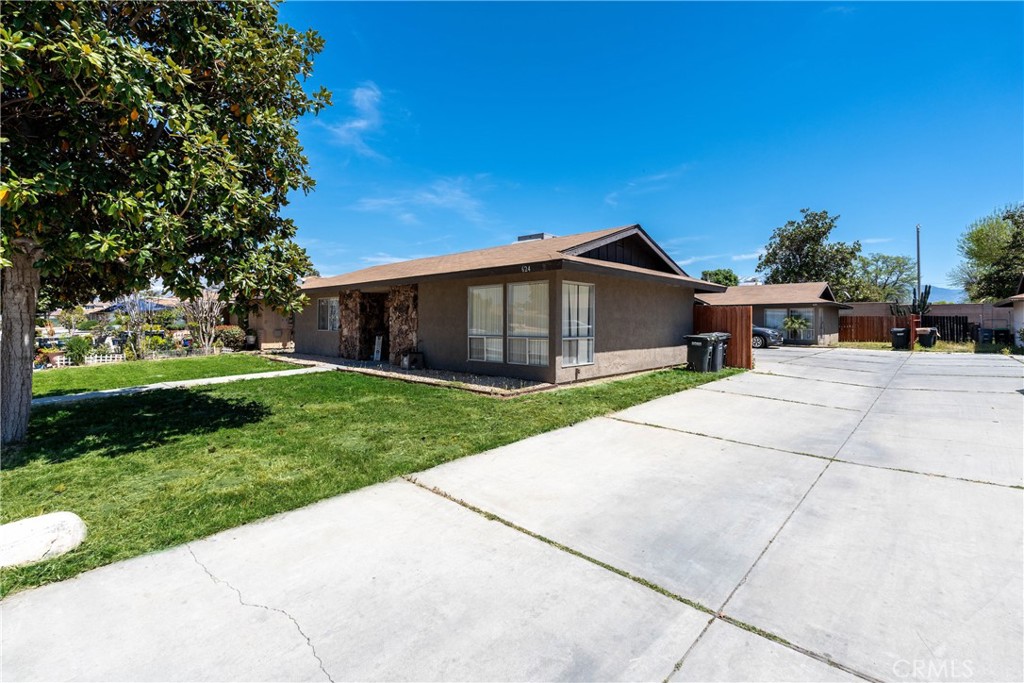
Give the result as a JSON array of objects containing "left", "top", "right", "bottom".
[{"left": 277, "top": 1, "right": 1023, "bottom": 288}]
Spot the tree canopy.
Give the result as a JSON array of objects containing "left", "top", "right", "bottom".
[
  {"left": 949, "top": 204, "right": 1024, "bottom": 302},
  {"left": 1, "top": 1, "right": 329, "bottom": 309},
  {"left": 847, "top": 253, "right": 916, "bottom": 303},
  {"left": 1, "top": 1, "right": 330, "bottom": 444},
  {"left": 699, "top": 268, "right": 739, "bottom": 287},
  {"left": 755, "top": 209, "right": 861, "bottom": 300}
]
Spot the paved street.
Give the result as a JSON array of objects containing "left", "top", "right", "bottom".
[{"left": 3, "top": 348, "right": 1022, "bottom": 682}]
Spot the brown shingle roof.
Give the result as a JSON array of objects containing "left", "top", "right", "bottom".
[
  {"left": 302, "top": 225, "right": 724, "bottom": 292},
  {"left": 695, "top": 282, "right": 851, "bottom": 308}
]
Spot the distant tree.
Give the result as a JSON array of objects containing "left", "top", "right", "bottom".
[
  {"left": 970, "top": 205, "right": 1024, "bottom": 302},
  {"left": 756, "top": 209, "right": 861, "bottom": 300},
  {"left": 56, "top": 305, "right": 86, "bottom": 334},
  {"left": 1, "top": 1, "right": 330, "bottom": 444},
  {"left": 700, "top": 268, "right": 739, "bottom": 287},
  {"left": 949, "top": 204, "right": 1021, "bottom": 301},
  {"left": 848, "top": 253, "right": 917, "bottom": 302}
]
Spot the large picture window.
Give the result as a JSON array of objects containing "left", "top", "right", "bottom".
[
  {"left": 468, "top": 285, "right": 504, "bottom": 362},
  {"left": 317, "top": 297, "right": 339, "bottom": 331},
  {"left": 562, "top": 282, "right": 594, "bottom": 366},
  {"left": 507, "top": 281, "right": 549, "bottom": 366}
]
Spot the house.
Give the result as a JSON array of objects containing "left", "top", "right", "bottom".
[
  {"left": 292, "top": 225, "right": 725, "bottom": 383},
  {"left": 695, "top": 282, "right": 851, "bottom": 345},
  {"left": 994, "top": 273, "right": 1024, "bottom": 344}
]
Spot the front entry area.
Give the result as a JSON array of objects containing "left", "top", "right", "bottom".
[{"left": 339, "top": 285, "right": 418, "bottom": 365}]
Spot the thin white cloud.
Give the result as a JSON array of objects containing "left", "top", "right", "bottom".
[
  {"left": 353, "top": 177, "right": 487, "bottom": 225},
  {"left": 678, "top": 253, "right": 728, "bottom": 266},
  {"left": 326, "top": 81, "right": 385, "bottom": 159},
  {"left": 732, "top": 249, "right": 765, "bottom": 261},
  {"left": 604, "top": 164, "right": 695, "bottom": 207},
  {"left": 860, "top": 237, "right": 893, "bottom": 245}
]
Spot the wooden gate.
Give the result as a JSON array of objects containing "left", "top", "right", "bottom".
[{"left": 694, "top": 305, "right": 753, "bottom": 369}]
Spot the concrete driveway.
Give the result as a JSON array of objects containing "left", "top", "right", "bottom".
[{"left": 3, "top": 348, "right": 1022, "bottom": 682}]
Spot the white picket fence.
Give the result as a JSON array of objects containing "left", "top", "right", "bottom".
[{"left": 54, "top": 353, "right": 125, "bottom": 367}]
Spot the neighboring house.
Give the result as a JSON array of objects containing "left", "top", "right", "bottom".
[
  {"left": 695, "top": 282, "right": 851, "bottom": 345},
  {"left": 292, "top": 225, "right": 724, "bottom": 383},
  {"left": 994, "top": 273, "right": 1024, "bottom": 343},
  {"left": 229, "top": 305, "right": 294, "bottom": 350}
]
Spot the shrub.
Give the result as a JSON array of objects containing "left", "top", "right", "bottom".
[
  {"left": 78, "top": 320, "right": 100, "bottom": 331},
  {"left": 214, "top": 325, "right": 246, "bottom": 350},
  {"left": 65, "top": 336, "right": 93, "bottom": 365}
]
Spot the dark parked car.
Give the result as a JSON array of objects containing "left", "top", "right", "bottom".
[{"left": 752, "top": 326, "right": 784, "bottom": 348}]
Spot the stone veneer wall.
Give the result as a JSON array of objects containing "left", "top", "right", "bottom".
[
  {"left": 386, "top": 285, "right": 418, "bottom": 365},
  {"left": 339, "top": 290, "right": 361, "bottom": 359}
]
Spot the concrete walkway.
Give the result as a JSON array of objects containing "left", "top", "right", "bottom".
[
  {"left": 4, "top": 348, "right": 1022, "bottom": 681},
  {"left": 31, "top": 365, "right": 332, "bottom": 407}
]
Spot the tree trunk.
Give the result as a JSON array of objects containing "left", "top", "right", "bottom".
[{"left": 2, "top": 247, "right": 41, "bottom": 446}]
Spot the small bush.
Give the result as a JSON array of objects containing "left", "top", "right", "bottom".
[
  {"left": 78, "top": 320, "right": 100, "bottom": 331},
  {"left": 65, "top": 336, "right": 93, "bottom": 366},
  {"left": 214, "top": 325, "right": 246, "bottom": 351}
]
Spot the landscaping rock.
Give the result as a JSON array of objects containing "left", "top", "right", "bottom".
[{"left": 0, "top": 511, "right": 87, "bottom": 568}]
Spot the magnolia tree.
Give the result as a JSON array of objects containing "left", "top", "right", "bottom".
[{"left": 1, "top": 2, "right": 330, "bottom": 444}]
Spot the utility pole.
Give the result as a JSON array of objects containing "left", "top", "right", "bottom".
[{"left": 916, "top": 224, "right": 921, "bottom": 300}]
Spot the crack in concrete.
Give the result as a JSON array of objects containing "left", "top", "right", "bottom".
[
  {"left": 186, "top": 545, "right": 334, "bottom": 682},
  {"left": 606, "top": 416, "right": 1021, "bottom": 489},
  {"left": 694, "top": 386, "right": 867, "bottom": 412},
  {"left": 403, "top": 477, "right": 880, "bottom": 683}
]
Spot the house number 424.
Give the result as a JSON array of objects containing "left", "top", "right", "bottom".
[{"left": 521, "top": 265, "right": 531, "bottom": 273}]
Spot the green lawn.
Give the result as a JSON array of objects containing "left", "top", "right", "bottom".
[
  {"left": 32, "top": 354, "right": 301, "bottom": 398},
  {"left": 2, "top": 366, "right": 741, "bottom": 596}
]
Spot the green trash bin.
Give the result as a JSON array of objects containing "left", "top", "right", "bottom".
[
  {"left": 891, "top": 327, "right": 910, "bottom": 349},
  {"left": 685, "top": 334, "right": 715, "bottom": 372}
]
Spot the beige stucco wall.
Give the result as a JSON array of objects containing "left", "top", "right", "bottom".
[
  {"left": 294, "top": 288, "right": 341, "bottom": 357},
  {"left": 249, "top": 307, "right": 292, "bottom": 350},
  {"left": 552, "top": 271, "right": 693, "bottom": 383}
]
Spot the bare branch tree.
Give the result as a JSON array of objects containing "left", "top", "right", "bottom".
[
  {"left": 115, "top": 291, "right": 151, "bottom": 359},
  {"left": 181, "top": 289, "right": 224, "bottom": 352}
]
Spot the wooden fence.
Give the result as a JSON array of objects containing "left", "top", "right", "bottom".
[
  {"left": 920, "top": 315, "right": 971, "bottom": 343},
  {"left": 694, "top": 305, "right": 753, "bottom": 369},
  {"left": 839, "top": 315, "right": 919, "bottom": 344},
  {"left": 840, "top": 314, "right": 972, "bottom": 344}
]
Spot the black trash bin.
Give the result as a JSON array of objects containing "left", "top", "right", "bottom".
[
  {"left": 710, "top": 332, "right": 731, "bottom": 371},
  {"left": 916, "top": 327, "right": 938, "bottom": 348},
  {"left": 891, "top": 327, "right": 910, "bottom": 349},
  {"left": 685, "top": 334, "right": 715, "bottom": 372}
]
